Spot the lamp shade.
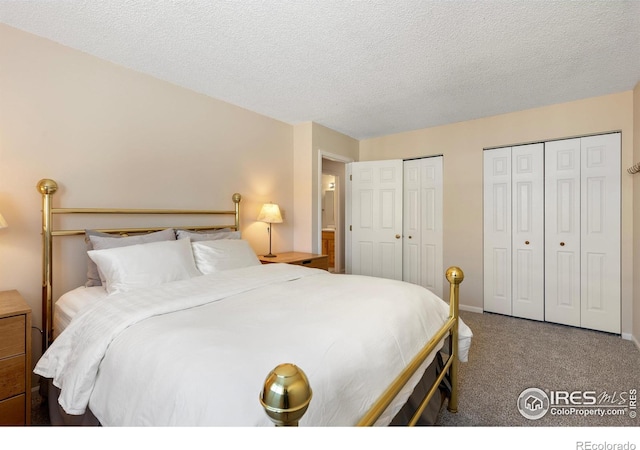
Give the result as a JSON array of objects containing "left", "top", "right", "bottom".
[
  {"left": 257, "top": 203, "right": 283, "bottom": 224},
  {"left": 0, "top": 214, "right": 7, "bottom": 229}
]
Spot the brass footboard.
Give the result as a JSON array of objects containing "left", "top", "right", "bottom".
[{"left": 260, "top": 266, "right": 464, "bottom": 426}]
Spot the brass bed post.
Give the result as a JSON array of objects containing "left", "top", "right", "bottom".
[
  {"left": 445, "top": 266, "right": 464, "bottom": 413},
  {"left": 37, "top": 179, "right": 58, "bottom": 354},
  {"left": 232, "top": 193, "right": 242, "bottom": 231}
]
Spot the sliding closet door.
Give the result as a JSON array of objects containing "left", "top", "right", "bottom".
[
  {"left": 483, "top": 147, "right": 513, "bottom": 316},
  {"left": 580, "top": 133, "right": 620, "bottom": 334},
  {"left": 403, "top": 157, "right": 443, "bottom": 296},
  {"left": 511, "top": 144, "right": 544, "bottom": 321},
  {"left": 545, "top": 138, "right": 582, "bottom": 327}
]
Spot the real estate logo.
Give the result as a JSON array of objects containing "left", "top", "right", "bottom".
[
  {"left": 517, "top": 387, "right": 550, "bottom": 420},
  {"left": 517, "top": 387, "right": 637, "bottom": 421}
]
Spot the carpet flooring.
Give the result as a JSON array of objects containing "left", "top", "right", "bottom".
[{"left": 436, "top": 310, "right": 640, "bottom": 427}]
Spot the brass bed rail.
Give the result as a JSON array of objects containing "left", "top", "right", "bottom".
[
  {"left": 260, "top": 266, "right": 464, "bottom": 426},
  {"left": 37, "top": 178, "right": 241, "bottom": 354}
]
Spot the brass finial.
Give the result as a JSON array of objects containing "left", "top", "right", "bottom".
[
  {"left": 37, "top": 179, "right": 58, "bottom": 195},
  {"left": 446, "top": 266, "right": 464, "bottom": 284},
  {"left": 232, "top": 193, "right": 242, "bottom": 204},
  {"left": 260, "top": 363, "right": 312, "bottom": 426}
]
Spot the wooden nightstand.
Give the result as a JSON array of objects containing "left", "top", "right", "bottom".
[
  {"left": 0, "top": 290, "right": 32, "bottom": 426},
  {"left": 259, "top": 252, "right": 329, "bottom": 271}
]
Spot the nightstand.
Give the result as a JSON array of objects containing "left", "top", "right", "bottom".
[
  {"left": 0, "top": 290, "right": 32, "bottom": 426},
  {"left": 258, "top": 252, "right": 329, "bottom": 271}
]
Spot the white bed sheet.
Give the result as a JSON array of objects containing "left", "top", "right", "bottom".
[
  {"left": 54, "top": 286, "right": 108, "bottom": 338},
  {"left": 36, "top": 263, "right": 472, "bottom": 426}
]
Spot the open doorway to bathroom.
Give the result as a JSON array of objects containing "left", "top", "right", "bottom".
[
  {"left": 319, "top": 152, "right": 351, "bottom": 274},
  {"left": 321, "top": 172, "right": 337, "bottom": 272}
]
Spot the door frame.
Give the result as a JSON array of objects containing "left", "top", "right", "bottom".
[{"left": 317, "top": 150, "right": 354, "bottom": 274}]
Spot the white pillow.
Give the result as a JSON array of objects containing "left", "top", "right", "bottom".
[
  {"left": 87, "top": 238, "right": 201, "bottom": 295},
  {"left": 191, "top": 239, "right": 261, "bottom": 274},
  {"left": 84, "top": 228, "right": 177, "bottom": 287}
]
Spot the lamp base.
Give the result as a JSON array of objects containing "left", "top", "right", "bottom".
[{"left": 262, "top": 253, "right": 277, "bottom": 258}]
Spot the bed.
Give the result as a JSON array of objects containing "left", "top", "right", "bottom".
[{"left": 34, "top": 178, "right": 472, "bottom": 426}]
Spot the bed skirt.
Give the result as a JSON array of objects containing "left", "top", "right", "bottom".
[{"left": 45, "top": 378, "right": 100, "bottom": 426}]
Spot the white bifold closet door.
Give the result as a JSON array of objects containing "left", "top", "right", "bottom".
[
  {"left": 545, "top": 133, "right": 621, "bottom": 334},
  {"left": 403, "top": 157, "right": 444, "bottom": 296},
  {"left": 483, "top": 143, "right": 544, "bottom": 321},
  {"left": 347, "top": 157, "right": 444, "bottom": 296}
]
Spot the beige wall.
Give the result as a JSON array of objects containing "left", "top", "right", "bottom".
[
  {"left": 360, "top": 91, "right": 636, "bottom": 340},
  {"left": 0, "top": 24, "right": 295, "bottom": 368},
  {"left": 634, "top": 81, "right": 640, "bottom": 348},
  {"left": 293, "top": 122, "right": 314, "bottom": 252}
]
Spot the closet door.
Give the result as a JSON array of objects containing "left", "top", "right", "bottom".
[
  {"left": 580, "top": 133, "right": 620, "bottom": 334},
  {"left": 483, "top": 147, "right": 512, "bottom": 316},
  {"left": 511, "top": 144, "right": 544, "bottom": 321},
  {"left": 348, "top": 160, "right": 404, "bottom": 280},
  {"left": 403, "top": 157, "right": 443, "bottom": 296},
  {"left": 545, "top": 133, "right": 620, "bottom": 333},
  {"left": 484, "top": 145, "right": 543, "bottom": 319},
  {"left": 545, "top": 138, "right": 582, "bottom": 327}
]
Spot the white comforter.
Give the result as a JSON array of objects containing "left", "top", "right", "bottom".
[{"left": 35, "top": 263, "right": 472, "bottom": 426}]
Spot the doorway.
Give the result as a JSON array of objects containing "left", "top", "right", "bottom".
[{"left": 318, "top": 151, "right": 353, "bottom": 274}]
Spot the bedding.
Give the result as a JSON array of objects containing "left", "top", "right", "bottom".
[
  {"left": 84, "top": 228, "right": 177, "bottom": 287},
  {"left": 53, "top": 286, "right": 108, "bottom": 339},
  {"left": 176, "top": 228, "right": 240, "bottom": 241},
  {"left": 87, "top": 238, "right": 201, "bottom": 294},
  {"left": 35, "top": 263, "right": 472, "bottom": 426},
  {"left": 191, "top": 239, "right": 261, "bottom": 273}
]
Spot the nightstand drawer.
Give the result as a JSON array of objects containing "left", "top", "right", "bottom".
[
  {"left": 0, "top": 316, "right": 25, "bottom": 359},
  {"left": 291, "top": 257, "right": 328, "bottom": 270},
  {"left": 0, "top": 355, "right": 25, "bottom": 400},
  {"left": 0, "top": 394, "right": 26, "bottom": 426},
  {"left": 0, "top": 290, "right": 31, "bottom": 426}
]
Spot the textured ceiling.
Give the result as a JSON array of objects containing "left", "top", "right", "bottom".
[{"left": 1, "top": 1, "right": 639, "bottom": 140}]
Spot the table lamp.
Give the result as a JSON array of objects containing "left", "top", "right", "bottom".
[{"left": 257, "top": 203, "right": 283, "bottom": 258}]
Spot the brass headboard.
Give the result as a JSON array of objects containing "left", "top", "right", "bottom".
[{"left": 37, "top": 178, "right": 242, "bottom": 354}]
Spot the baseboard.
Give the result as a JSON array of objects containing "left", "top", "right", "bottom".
[
  {"left": 460, "top": 304, "right": 483, "bottom": 314},
  {"left": 623, "top": 333, "right": 640, "bottom": 351}
]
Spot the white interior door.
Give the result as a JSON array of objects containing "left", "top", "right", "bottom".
[
  {"left": 580, "top": 133, "right": 620, "bottom": 334},
  {"left": 483, "top": 147, "right": 512, "bottom": 316},
  {"left": 545, "top": 138, "right": 581, "bottom": 327},
  {"left": 403, "top": 157, "right": 443, "bottom": 296},
  {"left": 348, "top": 160, "right": 403, "bottom": 280},
  {"left": 511, "top": 143, "right": 544, "bottom": 321}
]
